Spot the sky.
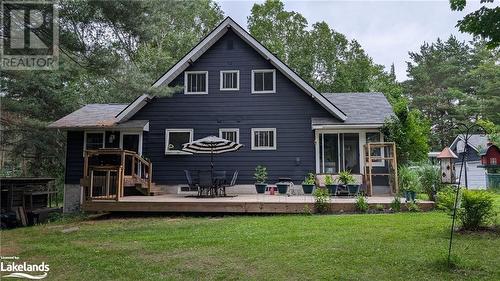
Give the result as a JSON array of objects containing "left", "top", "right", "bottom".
[{"left": 216, "top": 0, "right": 489, "bottom": 81}]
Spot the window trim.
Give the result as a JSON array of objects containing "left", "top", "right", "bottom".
[
  {"left": 219, "top": 70, "right": 239, "bottom": 91},
  {"left": 251, "top": 128, "right": 277, "bottom": 150},
  {"left": 83, "top": 131, "right": 105, "bottom": 156},
  {"left": 219, "top": 128, "right": 240, "bottom": 143},
  {"left": 251, "top": 69, "right": 276, "bottom": 94},
  {"left": 165, "top": 129, "right": 194, "bottom": 155},
  {"left": 366, "top": 131, "right": 384, "bottom": 167},
  {"left": 184, "top": 71, "right": 208, "bottom": 95}
]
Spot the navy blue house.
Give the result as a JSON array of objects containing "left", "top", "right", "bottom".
[{"left": 50, "top": 17, "right": 394, "bottom": 212}]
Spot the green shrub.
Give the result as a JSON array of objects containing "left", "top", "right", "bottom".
[
  {"left": 254, "top": 165, "right": 268, "bottom": 183},
  {"left": 324, "top": 174, "right": 334, "bottom": 185},
  {"left": 399, "top": 166, "right": 421, "bottom": 193},
  {"left": 338, "top": 170, "right": 355, "bottom": 185},
  {"left": 355, "top": 195, "right": 369, "bottom": 213},
  {"left": 458, "top": 190, "right": 495, "bottom": 230},
  {"left": 436, "top": 186, "right": 459, "bottom": 212},
  {"left": 390, "top": 195, "right": 402, "bottom": 212},
  {"left": 417, "top": 164, "right": 443, "bottom": 200},
  {"left": 313, "top": 187, "right": 330, "bottom": 213},
  {"left": 303, "top": 173, "right": 315, "bottom": 185},
  {"left": 375, "top": 204, "right": 384, "bottom": 211},
  {"left": 416, "top": 193, "right": 430, "bottom": 201},
  {"left": 406, "top": 202, "right": 420, "bottom": 212}
]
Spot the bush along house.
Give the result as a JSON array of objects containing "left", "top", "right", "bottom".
[{"left": 49, "top": 17, "right": 396, "bottom": 212}]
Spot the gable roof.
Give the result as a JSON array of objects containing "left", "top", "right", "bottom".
[
  {"left": 151, "top": 17, "right": 347, "bottom": 121},
  {"left": 311, "top": 93, "right": 393, "bottom": 128},
  {"left": 450, "top": 134, "right": 489, "bottom": 153}
]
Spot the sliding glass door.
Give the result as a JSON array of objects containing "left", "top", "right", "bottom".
[{"left": 318, "top": 133, "right": 359, "bottom": 174}]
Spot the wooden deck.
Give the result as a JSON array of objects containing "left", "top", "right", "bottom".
[{"left": 82, "top": 194, "right": 434, "bottom": 214}]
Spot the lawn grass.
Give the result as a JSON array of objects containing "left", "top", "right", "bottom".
[{"left": 1, "top": 199, "right": 499, "bottom": 280}]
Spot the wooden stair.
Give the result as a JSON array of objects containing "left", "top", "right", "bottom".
[{"left": 125, "top": 176, "right": 165, "bottom": 196}]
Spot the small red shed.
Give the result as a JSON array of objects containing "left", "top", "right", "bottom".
[{"left": 480, "top": 144, "right": 500, "bottom": 167}]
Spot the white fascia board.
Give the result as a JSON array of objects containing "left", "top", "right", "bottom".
[
  {"left": 312, "top": 124, "right": 383, "bottom": 130},
  {"left": 115, "top": 94, "right": 151, "bottom": 122}
]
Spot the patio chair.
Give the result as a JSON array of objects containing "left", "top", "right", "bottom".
[
  {"left": 184, "top": 170, "right": 199, "bottom": 194},
  {"left": 221, "top": 170, "right": 238, "bottom": 196},
  {"left": 198, "top": 170, "right": 213, "bottom": 197}
]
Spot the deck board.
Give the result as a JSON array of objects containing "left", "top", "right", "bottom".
[{"left": 82, "top": 194, "right": 434, "bottom": 213}]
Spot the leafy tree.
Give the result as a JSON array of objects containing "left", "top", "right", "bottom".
[
  {"left": 0, "top": 1, "right": 224, "bottom": 185},
  {"left": 382, "top": 99, "right": 431, "bottom": 165},
  {"left": 450, "top": 0, "right": 500, "bottom": 48}
]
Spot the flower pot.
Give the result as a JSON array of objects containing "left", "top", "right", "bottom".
[
  {"left": 276, "top": 183, "right": 289, "bottom": 194},
  {"left": 326, "top": 184, "right": 338, "bottom": 195},
  {"left": 347, "top": 184, "right": 360, "bottom": 195},
  {"left": 255, "top": 183, "right": 267, "bottom": 194},
  {"left": 302, "top": 184, "right": 314, "bottom": 194}
]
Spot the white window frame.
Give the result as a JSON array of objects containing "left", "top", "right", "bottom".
[
  {"left": 251, "top": 128, "right": 277, "bottom": 150},
  {"left": 165, "top": 129, "right": 194, "bottom": 155},
  {"left": 184, "top": 71, "right": 208, "bottom": 95},
  {"left": 220, "top": 70, "right": 239, "bottom": 91},
  {"left": 366, "top": 131, "right": 384, "bottom": 167},
  {"left": 251, "top": 69, "right": 276, "bottom": 94},
  {"left": 219, "top": 128, "right": 240, "bottom": 143},
  {"left": 83, "top": 131, "right": 105, "bottom": 156},
  {"left": 119, "top": 132, "right": 143, "bottom": 156}
]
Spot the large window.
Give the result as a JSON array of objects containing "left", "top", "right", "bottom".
[
  {"left": 251, "top": 128, "right": 276, "bottom": 150},
  {"left": 85, "top": 132, "right": 104, "bottom": 150},
  {"left": 366, "top": 132, "right": 384, "bottom": 166},
  {"left": 252, "top": 69, "right": 276, "bottom": 93},
  {"left": 219, "top": 128, "right": 239, "bottom": 143},
  {"left": 220, "top": 70, "right": 239, "bottom": 91},
  {"left": 165, "top": 129, "right": 193, "bottom": 154},
  {"left": 184, "top": 71, "right": 208, "bottom": 94},
  {"left": 318, "top": 133, "right": 360, "bottom": 174}
]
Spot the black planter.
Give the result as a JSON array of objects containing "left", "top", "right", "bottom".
[
  {"left": 326, "top": 184, "right": 338, "bottom": 195},
  {"left": 404, "top": 191, "right": 416, "bottom": 202},
  {"left": 347, "top": 184, "right": 360, "bottom": 195},
  {"left": 302, "top": 184, "right": 314, "bottom": 194},
  {"left": 276, "top": 183, "right": 289, "bottom": 194},
  {"left": 255, "top": 183, "right": 267, "bottom": 194}
]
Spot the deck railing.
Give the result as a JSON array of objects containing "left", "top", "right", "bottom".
[{"left": 81, "top": 149, "right": 152, "bottom": 201}]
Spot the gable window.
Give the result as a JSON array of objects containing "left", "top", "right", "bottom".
[
  {"left": 219, "top": 128, "right": 239, "bottom": 143},
  {"left": 366, "top": 132, "right": 384, "bottom": 166},
  {"left": 251, "top": 128, "right": 276, "bottom": 150},
  {"left": 252, "top": 69, "right": 276, "bottom": 94},
  {"left": 184, "top": 71, "right": 208, "bottom": 94},
  {"left": 165, "top": 129, "right": 193, "bottom": 154},
  {"left": 220, "top": 70, "right": 239, "bottom": 91},
  {"left": 84, "top": 132, "right": 104, "bottom": 150}
]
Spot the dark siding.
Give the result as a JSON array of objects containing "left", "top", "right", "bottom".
[
  {"left": 453, "top": 144, "right": 481, "bottom": 163},
  {"left": 65, "top": 131, "right": 84, "bottom": 184},
  {"left": 132, "top": 30, "right": 334, "bottom": 184}
]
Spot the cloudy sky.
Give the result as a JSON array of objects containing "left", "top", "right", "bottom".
[{"left": 217, "top": 0, "right": 488, "bottom": 81}]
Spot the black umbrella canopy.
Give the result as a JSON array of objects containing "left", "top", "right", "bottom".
[{"left": 182, "top": 136, "right": 242, "bottom": 154}]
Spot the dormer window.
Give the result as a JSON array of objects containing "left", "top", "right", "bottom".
[
  {"left": 185, "top": 71, "right": 208, "bottom": 94},
  {"left": 252, "top": 69, "right": 276, "bottom": 94}
]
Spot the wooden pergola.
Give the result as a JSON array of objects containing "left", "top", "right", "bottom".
[{"left": 363, "top": 142, "right": 398, "bottom": 196}]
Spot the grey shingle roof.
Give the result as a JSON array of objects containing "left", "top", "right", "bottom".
[
  {"left": 48, "top": 104, "right": 127, "bottom": 129},
  {"left": 313, "top": 92, "right": 394, "bottom": 125},
  {"left": 451, "top": 134, "right": 489, "bottom": 152}
]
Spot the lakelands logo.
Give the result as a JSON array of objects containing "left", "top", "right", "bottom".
[
  {"left": 1, "top": 1, "right": 59, "bottom": 70},
  {"left": 1, "top": 256, "right": 49, "bottom": 280}
]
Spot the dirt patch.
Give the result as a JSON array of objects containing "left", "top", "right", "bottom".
[{"left": 456, "top": 225, "right": 500, "bottom": 235}]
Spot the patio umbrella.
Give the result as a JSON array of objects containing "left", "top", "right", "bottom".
[{"left": 182, "top": 135, "right": 243, "bottom": 175}]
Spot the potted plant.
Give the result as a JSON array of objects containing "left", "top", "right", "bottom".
[
  {"left": 302, "top": 173, "right": 316, "bottom": 194},
  {"left": 324, "top": 175, "right": 338, "bottom": 195},
  {"left": 276, "top": 182, "right": 289, "bottom": 194},
  {"left": 399, "top": 166, "right": 420, "bottom": 202},
  {"left": 254, "top": 165, "right": 268, "bottom": 194},
  {"left": 338, "top": 170, "right": 358, "bottom": 195}
]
